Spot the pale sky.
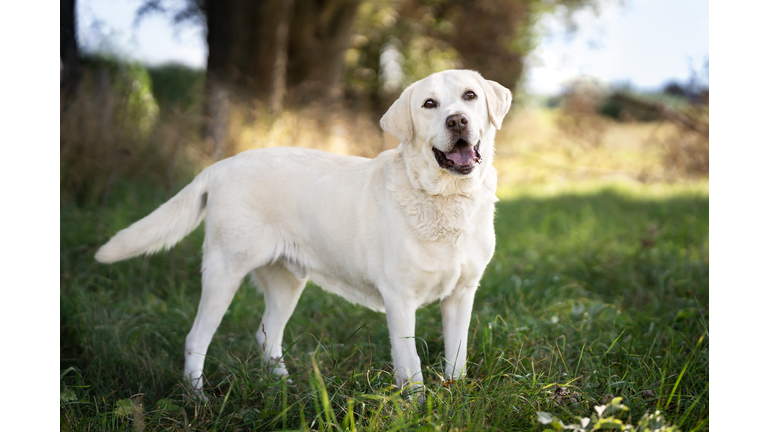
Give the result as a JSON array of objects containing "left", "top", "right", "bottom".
[
  {"left": 76, "top": 0, "right": 708, "bottom": 95},
  {"left": 77, "top": 0, "right": 208, "bottom": 68},
  {"left": 525, "top": 0, "right": 709, "bottom": 94}
]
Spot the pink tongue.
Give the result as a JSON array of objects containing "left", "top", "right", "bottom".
[{"left": 446, "top": 144, "right": 475, "bottom": 166}]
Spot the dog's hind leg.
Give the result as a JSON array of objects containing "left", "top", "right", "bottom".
[
  {"left": 252, "top": 262, "right": 307, "bottom": 377},
  {"left": 184, "top": 250, "right": 249, "bottom": 398}
]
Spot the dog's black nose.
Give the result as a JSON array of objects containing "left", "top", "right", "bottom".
[{"left": 445, "top": 113, "right": 469, "bottom": 132}]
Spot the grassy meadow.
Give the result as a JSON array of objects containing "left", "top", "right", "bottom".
[{"left": 60, "top": 65, "right": 708, "bottom": 431}]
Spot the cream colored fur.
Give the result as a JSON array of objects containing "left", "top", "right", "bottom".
[{"left": 96, "top": 70, "right": 512, "bottom": 398}]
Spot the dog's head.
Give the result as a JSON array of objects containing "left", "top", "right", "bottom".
[{"left": 380, "top": 70, "right": 512, "bottom": 182}]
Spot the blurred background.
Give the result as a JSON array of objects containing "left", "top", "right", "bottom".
[{"left": 60, "top": 0, "right": 708, "bottom": 204}]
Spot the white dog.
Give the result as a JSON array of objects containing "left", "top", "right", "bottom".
[{"left": 96, "top": 69, "right": 512, "bottom": 396}]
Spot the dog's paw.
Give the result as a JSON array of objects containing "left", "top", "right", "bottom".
[
  {"left": 268, "top": 358, "right": 289, "bottom": 374},
  {"left": 403, "top": 391, "right": 426, "bottom": 404},
  {"left": 400, "top": 383, "right": 426, "bottom": 404},
  {"left": 266, "top": 357, "right": 294, "bottom": 383},
  {"left": 183, "top": 389, "right": 210, "bottom": 405}
]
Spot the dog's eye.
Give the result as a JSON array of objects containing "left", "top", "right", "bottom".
[
  {"left": 422, "top": 99, "right": 437, "bottom": 109},
  {"left": 463, "top": 91, "right": 477, "bottom": 100}
]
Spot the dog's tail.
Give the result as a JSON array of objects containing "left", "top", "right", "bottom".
[{"left": 95, "top": 168, "right": 213, "bottom": 264}]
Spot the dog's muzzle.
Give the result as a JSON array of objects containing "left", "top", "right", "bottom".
[{"left": 432, "top": 139, "right": 482, "bottom": 175}]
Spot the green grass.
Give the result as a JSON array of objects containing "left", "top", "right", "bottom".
[{"left": 60, "top": 180, "right": 708, "bottom": 431}]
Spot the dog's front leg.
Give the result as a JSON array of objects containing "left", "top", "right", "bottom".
[
  {"left": 440, "top": 285, "right": 478, "bottom": 380},
  {"left": 383, "top": 299, "right": 423, "bottom": 393}
]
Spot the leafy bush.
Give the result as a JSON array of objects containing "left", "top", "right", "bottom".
[
  {"left": 146, "top": 63, "right": 205, "bottom": 112},
  {"left": 60, "top": 56, "right": 203, "bottom": 206}
]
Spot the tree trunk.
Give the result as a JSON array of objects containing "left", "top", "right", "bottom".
[
  {"left": 286, "top": 0, "right": 360, "bottom": 104},
  {"left": 204, "top": 0, "right": 282, "bottom": 101},
  {"left": 60, "top": 0, "right": 80, "bottom": 100},
  {"left": 201, "top": 0, "right": 276, "bottom": 158},
  {"left": 200, "top": 0, "right": 360, "bottom": 158},
  {"left": 436, "top": 0, "right": 530, "bottom": 93},
  {"left": 270, "top": 0, "right": 294, "bottom": 113},
  {"left": 203, "top": 0, "right": 360, "bottom": 103}
]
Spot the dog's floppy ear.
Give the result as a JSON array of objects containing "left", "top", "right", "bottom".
[
  {"left": 480, "top": 78, "right": 512, "bottom": 130},
  {"left": 380, "top": 84, "right": 414, "bottom": 144}
]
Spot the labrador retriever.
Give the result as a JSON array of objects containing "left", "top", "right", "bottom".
[{"left": 95, "top": 69, "right": 512, "bottom": 397}]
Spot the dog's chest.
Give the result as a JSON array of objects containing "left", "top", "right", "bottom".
[
  {"left": 385, "top": 179, "right": 496, "bottom": 301},
  {"left": 394, "top": 186, "right": 485, "bottom": 243},
  {"left": 406, "top": 228, "right": 493, "bottom": 306}
]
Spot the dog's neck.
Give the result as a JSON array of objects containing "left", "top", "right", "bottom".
[{"left": 387, "top": 143, "right": 498, "bottom": 243}]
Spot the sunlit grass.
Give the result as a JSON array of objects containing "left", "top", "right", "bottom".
[
  {"left": 494, "top": 107, "right": 689, "bottom": 185},
  {"left": 497, "top": 179, "right": 709, "bottom": 200}
]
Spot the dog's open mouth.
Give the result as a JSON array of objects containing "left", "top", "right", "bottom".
[{"left": 432, "top": 139, "right": 482, "bottom": 175}]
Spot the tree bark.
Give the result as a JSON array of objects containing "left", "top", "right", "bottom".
[
  {"left": 60, "top": 0, "right": 80, "bottom": 100},
  {"left": 200, "top": 0, "right": 360, "bottom": 158},
  {"left": 204, "top": 0, "right": 282, "bottom": 101},
  {"left": 203, "top": 0, "right": 360, "bottom": 103},
  {"left": 436, "top": 0, "right": 530, "bottom": 93},
  {"left": 286, "top": 0, "right": 360, "bottom": 104},
  {"left": 202, "top": 0, "right": 280, "bottom": 158},
  {"left": 270, "top": 0, "right": 295, "bottom": 113}
]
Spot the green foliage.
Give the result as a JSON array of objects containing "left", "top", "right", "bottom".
[
  {"left": 538, "top": 397, "right": 680, "bottom": 431},
  {"left": 126, "top": 64, "right": 160, "bottom": 135},
  {"left": 135, "top": 0, "right": 611, "bottom": 106},
  {"left": 345, "top": 0, "right": 463, "bottom": 105},
  {"left": 346, "top": 0, "right": 610, "bottom": 107},
  {"left": 60, "top": 56, "right": 203, "bottom": 207},
  {"left": 598, "top": 92, "right": 690, "bottom": 123},
  {"left": 146, "top": 63, "right": 205, "bottom": 112},
  {"left": 60, "top": 181, "right": 708, "bottom": 430},
  {"left": 113, "top": 399, "right": 135, "bottom": 417},
  {"left": 80, "top": 54, "right": 160, "bottom": 136}
]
